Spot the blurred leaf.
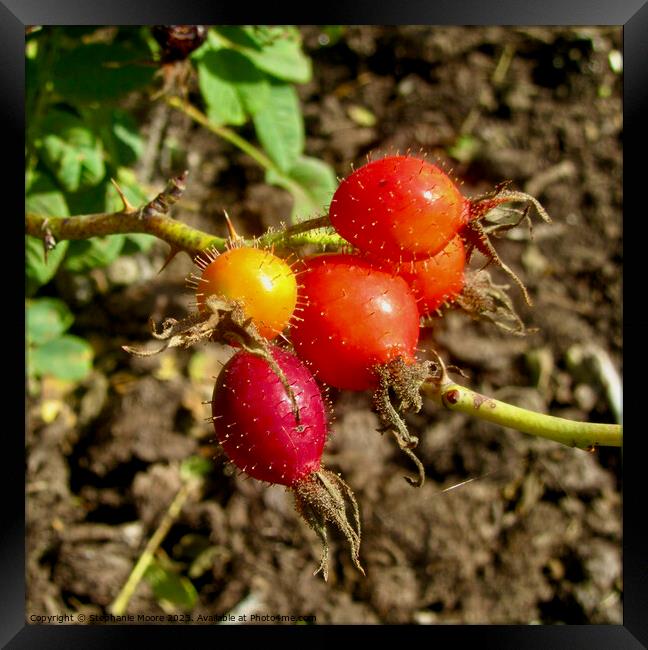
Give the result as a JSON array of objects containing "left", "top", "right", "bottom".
[
  {"left": 252, "top": 82, "right": 304, "bottom": 172},
  {"left": 79, "top": 107, "right": 144, "bottom": 170},
  {"left": 267, "top": 155, "right": 337, "bottom": 222},
  {"left": 448, "top": 134, "right": 481, "bottom": 164},
  {"left": 26, "top": 170, "right": 69, "bottom": 218},
  {"left": 123, "top": 233, "right": 157, "bottom": 253},
  {"left": 29, "top": 335, "right": 93, "bottom": 381},
  {"left": 27, "top": 298, "right": 74, "bottom": 345},
  {"left": 105, "top": 167, "right": 148, "bottom": 211},
  {"left": 144, "top": 560, "right": 198, "bottom": 611},
  {"left": 26, "top": 236, "right": 69, "bottom": 296},
  {"left": 347, "top": 104, "right": 377, "bottom": 127},
  {"left": 214, "top": 26, "right": 311, "bottom": 83},
  {"left": 26, "top": 172, "right": 70, "bottom": 295},
  {"left": 188, "top": 546, "right": 222, "bottom": 579},
  {"left": 64, "top": 167, "right": 147, "bottom": 216},
  {"left": 180, "top": 455, "right": 214, "bottom": 482},
  {"left": 63, "top": 235, "right": 126, "bottom": 273},
  {"left": 197, "top": 49, "right": 270, "bottom": 126},
  {"left": 65, "top": 181, "right": 112, "bottom": 215},
  {"left": 39, "top": 110, "right": 105, "bottom": 193},
  {"left": 172, "top": 534, "right": 211, "bottom": 560},
  {"left": 52, "top": 42, "right": 155, "bottom": 104},
  {"left": 198, "top": 57, "right": 245, "bottom": 125},
  {"left": 108, "top": 109, "right": 144, "bottom": 166},
  {"left": 26, "top": 55, "right": 39, "bottom": 118},
  {"left": 26, "top": 236, "right": 70, "bottom": 294}
]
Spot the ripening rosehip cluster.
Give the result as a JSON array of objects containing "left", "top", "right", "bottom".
[
  {"left": 204, "top": 156, "right": 468, "bottom": 477},
  {"left": 199, "top": 155, "right": 507, "bottom": 577}
]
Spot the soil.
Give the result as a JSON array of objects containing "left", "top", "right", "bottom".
[{"left": 27, "top": 26, "right": 622, "bottom": 625}]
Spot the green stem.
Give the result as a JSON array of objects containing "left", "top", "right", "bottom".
[
  {"left": 26, "top": 208, "right": 224, "bottom": 258},
  {"left": 25, "top": 209, "right": 348, "bottom": 258},
  {"left": 26, "top": 167, "right": 349, "bottom": 258},
  {"left": 166, "top": 96, "right": 277, "bottom": 173},
  {"left": 424, "top": 381, "right": 621, "bottom": 449},
  {"left": 109, "top": 480, "right": 195, "bottom": 616},
  {"left": 165, "top": 96, "right": 308, "bottom": 209}
]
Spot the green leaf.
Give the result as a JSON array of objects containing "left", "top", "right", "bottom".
[
  {"left": 64, "top": 181, "right": 111, "bottom": 216},
  {"left": 197, "top": 51, "right": 246, "bottom": 126},
  {"left": 52, "top": 42, "right": 155, "bottom": 104},
  {"left": 144, "top": 560, "right": 198, "bottom": 611},
  {"left": 39, "top": 110, "right": 105, "bottom": 193},
  {"left": 267, "top": 155, "right": 337, "bottom": 222},
  {"left": 29, "top": 334, "right": 93, "bottom": 381},
  {"left": 26, "top": 172, "right": 70, "bottom": 292},
  {"left": 188, "top": 546, "right": 222, "bottom": 579},
  {"left": 197, "top": 49, "right": 270, "bottom": 125},
  {"left": 214, "top": 26, "right": 311, "bottom": 83},
  {"left": 26, "top": 170, "right": 69, "bottom": 217},
  {"left": 105, "top": 167, "right": 149, "bottom": 211},
  {"left": 26, "top": 55, "right": 39, "bottom": 118},
  {"left": 27, "top": 298, "right": 74, "bottom": 346},
  {"left": 180, "top": 455, "right": 214, "bottom": 482},
  {"left": 172, "top": 534, "right": 211, "bottom": 560},
  {"left": 252, "top": 82, "right": 304, "bottom": 172},
  {"left": 26, "top": 236, "right": 69, "bottom": 295},
  {"left": 63, "top": 235, "right": 126, "bottom": 273},
  {"left": 78, "top": 107, "right": 143, "bottom": 169},
  {"left": 111, "top": 109, "right": 144, "bottom": 166},
  {"left": 123, "top": 233, "right": 157, "bottom": 253},
  {"left": 63, "top": 165, "right": 147, "bottom": 216}
]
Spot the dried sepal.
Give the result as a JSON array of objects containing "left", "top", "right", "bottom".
[
  {"left": 460, "top": 181, "right": 551, "bottom": 306},
  {"left": 454, "top": 270, "right": 535, "bottom": 336},
  {"left": 372, "top": 356, "right": 432, "bottom": 487},
  {"left": 293, "top": 468, "right": 364, "bottom": 581}
]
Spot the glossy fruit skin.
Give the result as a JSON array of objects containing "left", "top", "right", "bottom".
[
  {"left": 197, "top": 247, "right": 297, "bottom": 340},
  {"left": 390, "top": 234, "right": 466, "bottom": 316},
  {"left": 290, "top": 254, "right": 420, "bottom": 391},
  {"left": 212, "top": 345, "right": 327, "bottom": 487},
  {"left": 329, "top": 155, "right": 467, "bottom": 262}
]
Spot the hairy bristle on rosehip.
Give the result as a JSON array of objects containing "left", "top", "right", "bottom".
[
  {"left": 387, "top": 234, "right": 466, "bottom": 316},
  {"left": 328, "top": 155, "right": 466, "bottom": 263},
  {"left": 211, "top": 344, "right": 364, "bottom": 579},
  {"left": 191, "top": 246, "right": 298, "bottom": 341},
  {"left": 290, "top": 253, "right": 421, "bottom": 391}
]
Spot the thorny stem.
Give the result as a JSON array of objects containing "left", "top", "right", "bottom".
[
  {"left": 109, "top": 478, "right": 198, "bottom": 616},
  {"left": 422, "top": 380, "right": 622, "bottom": 450},
  {"left": 25, "top": 173, "right": 347, "bottom": 258}
]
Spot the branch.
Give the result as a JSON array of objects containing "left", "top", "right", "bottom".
[
  {"left": 26, "top": 172, "right": 346, "bottom": 258},
  {"left": 26, "top": 171, "right": 225, "bottom": 258},
  {"left": 109, "top": 479, "right": 197, "bottom": 616},
  {"left": 423, "top": 380, "right": 621, "bottom": 450}
]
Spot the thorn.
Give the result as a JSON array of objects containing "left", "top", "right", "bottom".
[
  {"left": 41, "top": 222, "right": 56, "bottom": 263},
  {"left": 224, "top": 209, "right": 242, "bottom": 243},
  {"left": 158, "top": 245, "right": 181, "bottom": 274},
  {"left": 110, "top": 177, "right": 136, "bottom": 213}
]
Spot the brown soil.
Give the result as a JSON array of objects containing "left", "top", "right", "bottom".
[{"left": 27, "top": 26, "right": 622, "bottom": 625}]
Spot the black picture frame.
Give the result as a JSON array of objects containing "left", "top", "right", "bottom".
[{"left": 8, "top": 2, "right": 643, "bottom": 647}]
